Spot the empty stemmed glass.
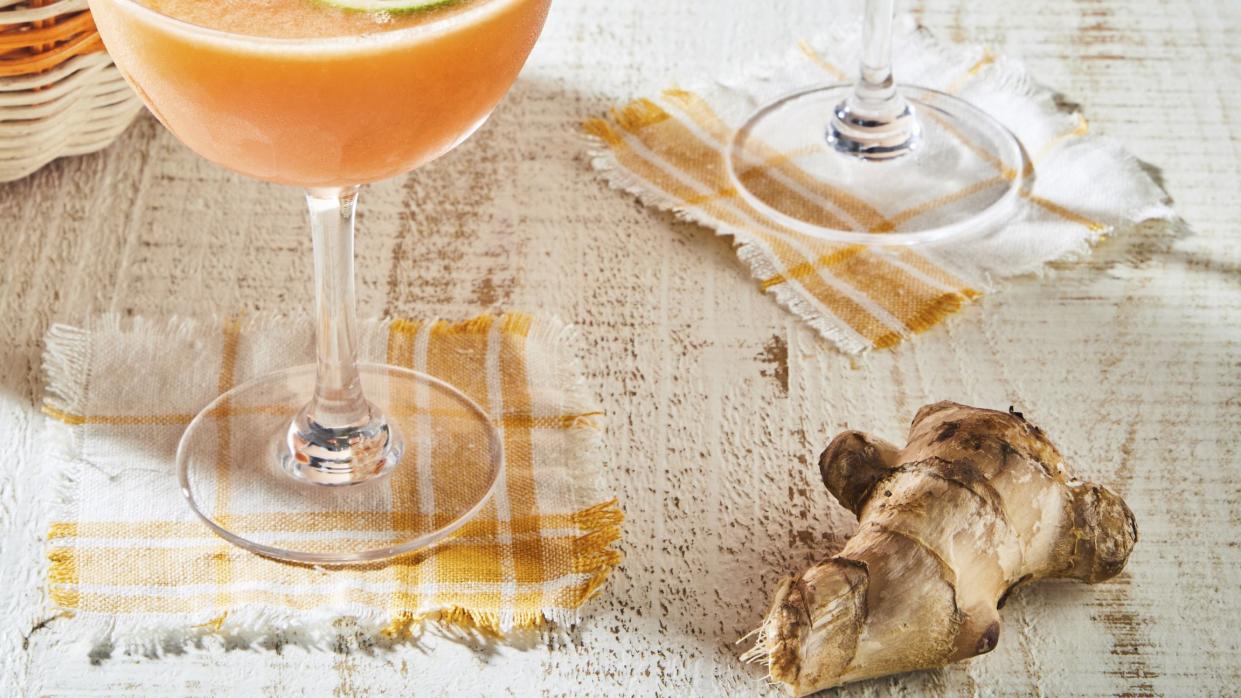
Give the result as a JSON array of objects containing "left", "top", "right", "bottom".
[{"left": 727, "top": 0, "right": 1028, "bottom": 245}]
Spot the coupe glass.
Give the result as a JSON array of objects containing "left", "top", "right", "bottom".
[
  {"left": 88, "top": 0, "right": 551, "bottom": 562},
  {"left": 727, "top": 0, "right": 1027, "bottom": 245}
]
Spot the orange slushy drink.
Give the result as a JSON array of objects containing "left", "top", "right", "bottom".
[{"left": 89, "top": 0, "right": 551, "bottom": 187}]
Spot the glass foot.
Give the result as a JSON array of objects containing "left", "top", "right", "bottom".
[
  {"left": 283, "top": 397, "right": 402, "bottom": 487},
  {"left": 727, "top": 84, "right": 1029, "bottom": 245},
  {"left": 177, "top": 363, "right": 504, "bottom": 564}
]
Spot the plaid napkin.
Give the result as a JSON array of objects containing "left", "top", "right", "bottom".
[
  {"left": 42, "top": 313, "right": 621, "bottom": 643},
  {"left": 585, "top": 17, "right": 1172, "bottom": 353}
]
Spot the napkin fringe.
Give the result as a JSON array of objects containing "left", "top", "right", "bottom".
[
  {"left": 43, "top": 323, "right": 91, "bottom": 565},
  {"left": 383, "top": 498, "right": 624, "bottom": 639},
  {"left": 569, "top": 498, "right": 625, "bottom": 603},
  {"left": 44, "top": 496, "right": 624, "bottom": 653},
  {"left": 39, "top": 603, "right": 444, "bottom": 655},
  {"left": 538, "top": 316, "right": 616, "bottom": 498}
]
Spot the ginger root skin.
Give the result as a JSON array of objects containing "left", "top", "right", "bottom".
[{"left": 746, "top": 402, "right": 1138, "bottom": 695}]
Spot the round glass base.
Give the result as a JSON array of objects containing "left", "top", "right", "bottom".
[
  {"left": 727, "top": 84, "right": 1029, "bottom": 245},
  {"left": 177, "top": 363, "right": 504, "bottom": 564}
]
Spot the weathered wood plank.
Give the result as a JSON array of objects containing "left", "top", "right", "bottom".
[{"left": 1, "top": 0, "right": 1238, "bottom": 695}]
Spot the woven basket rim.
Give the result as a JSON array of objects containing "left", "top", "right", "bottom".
[
  {"left": 1, "top": 0, "right": 105, "bottom": 79},
  {"left": 1, "top": 0, "right": 91, "bottom": 26}
]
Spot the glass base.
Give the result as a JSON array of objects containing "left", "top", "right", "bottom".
[
  {"left": 177, "top": 363, "right": 504, "bottom": 564},
  {"left": 727, "top": 84, "right": 1029, "bottom": 245},
  {"left": 282, "top": 397, "right": 402, "bottom": 487}
]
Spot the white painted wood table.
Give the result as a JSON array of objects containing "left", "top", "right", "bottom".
[{"left": 2, "top": 0, "right": 1239, "bottom": 694}]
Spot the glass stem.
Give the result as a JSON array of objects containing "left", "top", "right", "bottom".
[
  {"left": 857, "top": 0, "right": 897, "bottom": 104},
  {"left": 827, "top": 0, "right": 920, "bottom": 159},
  {"left": 306, "top": 186, "right": 369, "bottom": 429},
  {"left": 282, "top": 186, "right": 401, "bottom": 486}
]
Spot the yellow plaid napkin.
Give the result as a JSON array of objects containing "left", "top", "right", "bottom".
[
  {"left": 42, "top": 313, "right": 621, "bottom": 641},
  {"left": 585, "top": 17, "right": 1171, "bottom": 353}
]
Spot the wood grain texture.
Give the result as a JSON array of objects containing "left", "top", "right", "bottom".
[{"left": 2, "top": 0, "right": 1238, "bottom": 695}]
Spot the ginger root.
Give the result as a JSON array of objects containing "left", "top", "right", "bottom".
[{"left": 745, "top": 402, "right": 1137, "bottom": 694}]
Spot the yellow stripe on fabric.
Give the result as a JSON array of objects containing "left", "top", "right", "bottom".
[
  {"left": 1026, "top": 194, "right": 1107, "bottom": 232},
  {"left": 389, "top": 318, "right": 421, "bottom": 338},
  {"left": 481, "top": 318, "right": 524, "bottom": 614},
  {"left": 797, "top": 39, "right": 848, "bottom": 80},
  {"left": 430, "top": 315, "right": 499, "bottom": 337},
  {"left": 500, "top": 312, "right": 533, "bottom": 339},
  {"left": 495, "top": 314, "right": 548, "bottom": 610},
  {"left": 387, "top": 317, "right": 426, "bottom": 620},
  {"left": 52, "top": 534, "right": 585, "bottom": 588},
  {"left": 891, "top": 249, "right": 981, "bottom": 299},
  {"left": 563, "top": 499, "right": 624, "bottom": 608},
  {"left": 597, "top": 105, "right": 901, "bottom": 346},
  {"left": 48, "top": 546, "right": 79, "bottom": 609},
  {"left": 759, "top": 245, "right": 865, "bottom": 290},
  {"left": 945, "top": 51, "right": 996, "bottom": 95},
  {"left": 503, "top": 412, "right": 605, "bottom": 429},
  {"left": 1032, "top": 113, "right": 1089, "bottom": 165},
  {"left": 213, "top": 318, "right": 241, "bottom": 512},
  {"left": 212, "top": 318, "right": 241, "bottom": 611},
  {"left": 48, "top": 512, "right": 585, "bottom": 540},
  {"left": 40, "top": 405, "right": 195, "bottom": 426},
  {"left": 497, "top": 317, "right": 535, "bottom": 531},
  {"left": 921, "top": 107, "right": 1015, "bottom": 179},
  {"left": 758, "top": 246, "right": 977, "bottom": 340},
  {"left": 425, "top": 315, "right": 502, "bottom": 613},
  {"left": 661, "top": 89, "right": 890, "bottom": 232},
  {"left": 610, "top": 97, "right": 672, "bottom": 132},
  {"left": 804, "top": 247, "right": 972, "bottom": 335},
  {"left": 760, "top": 247, "right": 981, "bottom": 328},
  {"left": 888, "top": 175, "right": 1011, "bottom": 229},
  {"left": 42, "top": 404, "right": 598, "bottom": 431}
]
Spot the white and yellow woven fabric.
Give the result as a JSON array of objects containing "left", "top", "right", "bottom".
[
  {"left": 42, "top": 313, "right": 621, "bottom": 643},
  {"left": 585, "top": 18, "right": 1172, "bottom": 353}
]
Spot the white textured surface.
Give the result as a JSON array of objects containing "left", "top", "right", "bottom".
[{"left": 2, "top": 0, "right": 1239, "bottom": 695}]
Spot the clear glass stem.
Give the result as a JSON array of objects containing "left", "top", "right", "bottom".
[
  {"left": 857, "top": 0, "right": 897, "bottom": 103},
  {"left": 282, "top": 186, "right": 403, "bottom": 486},
  {"left": 306, "top": 186, "right": 367, "bottom": 429},
  {"left": 827, "top": 0, "right": 920, "bottom": 159}
]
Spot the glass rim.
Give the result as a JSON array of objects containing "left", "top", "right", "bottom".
[{"left": 97, "top": 0, "right": 523, "bottom": 53}]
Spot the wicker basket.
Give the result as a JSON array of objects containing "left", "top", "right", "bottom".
[{"left": 1, "top": 0, "right": 142, "bottom": 182}]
